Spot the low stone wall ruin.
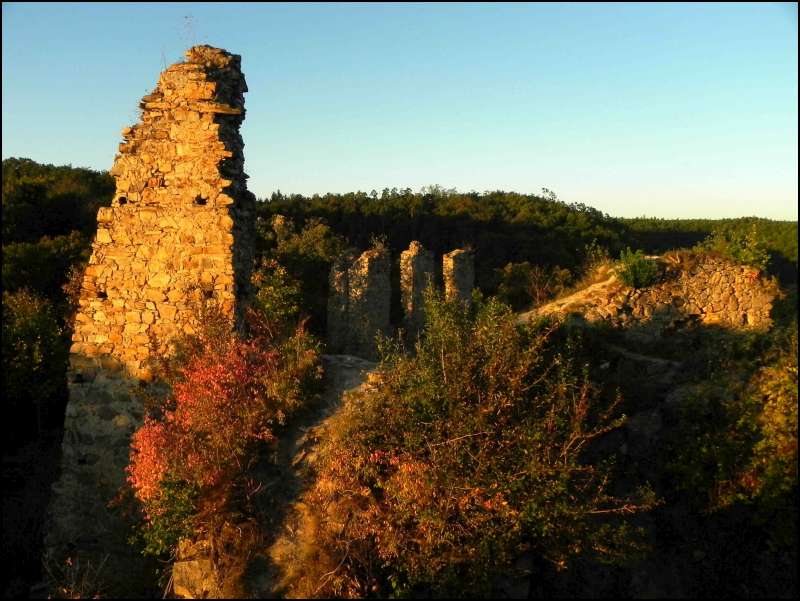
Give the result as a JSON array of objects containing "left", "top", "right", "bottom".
[{"left": 533, "top": 253, "right": 778, "bottom": 334}]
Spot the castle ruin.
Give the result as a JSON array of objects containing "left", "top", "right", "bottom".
[
  {"left": 46, "top": 46, "right": 255, "bottom": 585},
  {"left": 443, "top": 248, "right": 475, "bottom": 308},
  {"left": 400, "top": 241, "right": 435, "bottom": 340},
  {"left": 327, "top": 247, "right": 392, "bottom": 360},
  {"left": 328, "top": 242, "right": 475, "bottom": 358}
]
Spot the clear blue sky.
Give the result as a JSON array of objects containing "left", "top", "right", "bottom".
[{"left": 3, "top": 2, "right": 797, "bottom": 219}]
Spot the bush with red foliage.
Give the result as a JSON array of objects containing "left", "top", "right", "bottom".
[{"left": 127, "top": 306, "right": 322, "bottom": 557}]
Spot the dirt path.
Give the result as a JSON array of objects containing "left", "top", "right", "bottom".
[
  {"left": 245, "top": 354, "right": 376, "bottom": 598},
  {"left": 517, "top": 272, "right": 621, "bottom": 323}
]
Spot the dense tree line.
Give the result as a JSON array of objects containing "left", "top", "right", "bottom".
[
  {"left": 3, "top": 157, "right": 798, "bottom": 449},
  {"left": 622, "top": 216, "right": 797, "bottom": 283},
  {"left": 2, "top": 158, "right": 796, "bottom": 597},
  {"left": 258, "top": 186, "right": 631, "bottom": 293}
]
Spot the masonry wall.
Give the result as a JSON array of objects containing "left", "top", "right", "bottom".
[
  {"left": 537, "top": 254, "right": 778, "bottom": 333},
  {"left": 327, "top": 248, "right": 391, "bottom": 360},
  {"left": 443, "top": 248, "right": 475, "bottom": 308},
  {"left": 400, "top": 241, "right": 435, "bottom": 340},
  {"left": 46, "top": 46, "right": 254, "bottom": 586}
]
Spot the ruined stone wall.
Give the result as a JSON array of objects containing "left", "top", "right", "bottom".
[
  {"left": 400, "top": 241, "right": 435, "bottom": 340},
  {"left": 46, "top": 46, "right": 254, "bottom": 584},
  {"left": 326, "top": 248, "right": 391, "bottom": 360},
  {"left": 328, "top": 244, "right": 475, "bottom": 359},
  {"left": 326, "top": 252, "right": 355, "bottom": 355},
  {"left": 535, "top": 254, "right": 778, "bottom": 333},
  {"left": 615, "top": 255, "right": 776, "bottom": 330},
  {"left": 443, "top": 248, "right": 475, "bottom": 308}
]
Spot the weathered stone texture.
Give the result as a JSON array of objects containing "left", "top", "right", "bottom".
[
  {"left": 443, "top": 248, "right": 475, "bottom": 308},
  {"left": 326, "top": 252, "right": 355, "bottom": 355},
  {"left": 46, "top": 45, "right": 254, "bottom": 587},
  {"left": 400, "top": 241, "right": 435, "bottom": 339},
  {"left": 534, "top": 254, "right": 778, "bottom": 333},
  {"left": 326, "top": 248, "right": 391, "bottom": 360}
]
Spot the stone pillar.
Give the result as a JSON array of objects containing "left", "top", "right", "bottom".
[
  {"left": 347, "top": 248, "right": 391, "bottom": 361},
  {"left": 45, "top": 45, "right": 254, "bottom": 591},
  {"left": 326, "top": 253, "right": 353, "bottom": 354},
  {"left": 326, "top": 248, "right": 391, "bottom": 360},
  {"left": 443, "top": 249, "right": 475, "bottom": 308},
  {"left": 400, "top": 241, "right": 434, "bottom": 340}
]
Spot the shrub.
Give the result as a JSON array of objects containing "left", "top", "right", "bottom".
[
  {"left": 126, "top": 307, "right": 322, "bottom": 560},
  {"left": 697, "top": 222, "right": 770, "bottom": 271},
  {"left": 617, "top": 247, "right": 659, "bottom": 289},
  {"left": 256, "top": 215, "right": 347, "bottom": 335},
  {"left": 251, "top": 258, "right": 302, "bottom": 331},
  {"left": 495, "top": 262, "right": 572, "bottom": 310},
  {"left": 273, "top": 292, "right": 658, "bottom": 597},
  {"left": 2, "top": 289, "right": 68, "bottom": 446},
  {"left": 667, "top": 321, "right": 797, "bottom": 553},
  {"left": 43, "top": 552, "right": 109, "bottom": 599}
]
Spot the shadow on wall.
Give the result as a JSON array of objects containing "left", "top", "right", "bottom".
[{"left": 43, "top": 354, "right": 164, "bottom": 599}]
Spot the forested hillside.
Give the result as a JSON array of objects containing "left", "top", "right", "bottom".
[
  {"left": 2, "top": 158, "right": 797, "bottom": 598},
  {"left": 4, "top": 157, "right": 798, "bottom": 447}
]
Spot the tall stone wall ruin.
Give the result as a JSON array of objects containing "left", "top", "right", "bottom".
[
  {"left": 327, "top": 248, "right": 391, "bottom": 360},
  {"left": 327, "top": 243, "right": 475, "bottom": 359},
  {"left": 46, "top": 46, "right": 255, "bottom": 585},
  {"left": 443, "top": 248, "right": 475, "bottom": 308},
  {"left": 400, "top": 241, "right": 435, "bottom": 340}
]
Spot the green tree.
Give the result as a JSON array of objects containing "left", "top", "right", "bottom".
[{"left": 2, "top": 290, "right": 69, "bottom": 446}]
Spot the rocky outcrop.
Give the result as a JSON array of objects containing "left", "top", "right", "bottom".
[{"left": 46, "top": 45, "right": 254, "bottom": 590}]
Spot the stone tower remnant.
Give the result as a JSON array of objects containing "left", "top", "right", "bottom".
[
  {"left": 400, "top": 241, "right": 435, "bottom": 340},
  {"left": 443, "top": 248, "right": 475, "bottom": 308},
  {"left": 46, "top": 45, "right": 255, "bottom": 584},
  {"left": 326, "top": 247, "right": 391, "bottom": 360},
  {"left": 327, "top": 251, "right": 356, "bottom": 355}
]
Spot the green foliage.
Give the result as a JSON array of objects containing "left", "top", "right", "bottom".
[
  {"left": 2, "top": 290, "right": 69, "bottom": 447},
  {"left": 2, "top": 160, "right": 105, "bottom": 451},
  {"left": 2, "top": 157, "right": 114, "bottom": 243},
  {"left": 495, "top": 262, "right": 572, "bottom": 310},
  {"left": 3, "top": 231, "right": 92, "bottom": 301},
  {"left": 131, "top": 476, "right": 199, "bottom": 558},
  {"left": 256, "top": 215, "right": 347, "bottom": 334},
  {"left": 276, "top": 292, "right": 657, "bottom": 597},
  {"left": 617, "top": 248, "right": 659, "bottom": 288},
  {"left": 251, "top": 258, "right": 303, "bottom": 330},
  {"left": 696, "top": 221, "right": 770, "bottom": 271},
  {"left": 667, "top": 322, "right": 797, "bottom": 552},
  {"left": 623, "top": 216, "right": 797, "bottom": 284}
]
